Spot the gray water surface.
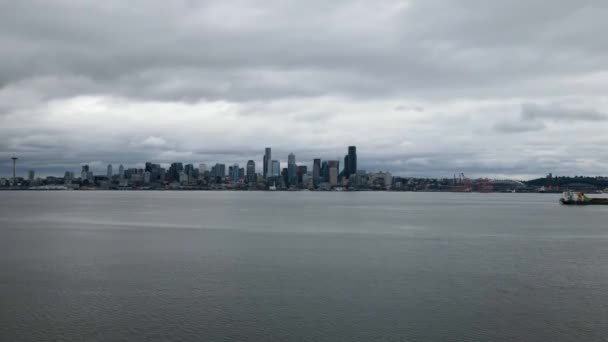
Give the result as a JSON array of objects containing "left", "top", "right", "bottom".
[{"left": 1, "top": 191, "right": 607, "bottom": 341}]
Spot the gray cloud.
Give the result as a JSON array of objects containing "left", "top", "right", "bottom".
[
  {"left": 2, "top": 0, "right": 608, "bottom": 178},
  {"left": 522, "top": 103, "right": 608, "bottom": 122}
]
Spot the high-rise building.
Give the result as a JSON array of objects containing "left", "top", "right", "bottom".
[
  {"left": 118, "top": 164, "right": 125, "bottom": 179},
  {"left": 169, "top": 162, "right": 184, "bottom": 182},
  {"left": 313, "top": 159, "right": 321, "bottom": 186},
  {"left": 328, "top": 160, "right": 339, "bottom": 186},
  {"left": 271, "top": 160, "right": 280, "bottom": 177},
  {"left": 297, "top": 165, "right": 307, "bottom": 186},
  {"left": 64, "top": 171, "right": 73, "bottom": 185},
  {"left": 343, "top": 146, "right": 357, "bottom": 179},
  {"left": 263, "top": 147, "right": 272, "bottom": 179},
  {"left": 28, "top": 170, "right": 35, "bottom": 182},
  {"left": 199, "top": 164, "right": 207, "bottom": 175},
  {"left": 81, "top": 165, "right": 89, "bottom": 180},
  {"left": 230, "top": 163, "right": 240, "bottom": 183},
  {"left": 287, "top": 153, "right": 297, "bottom": 186},
  {"left": 246, "top": 160, "right": 256, "bottom": 184},
  {"left": 321, "top": 161, "right": 329, "bottom": 183},
  {"left": 347, "top": 146, "right": 357, "bottom": 178},
  {"left": 107, "top": 164, "right": 113, "bottom": 178}
]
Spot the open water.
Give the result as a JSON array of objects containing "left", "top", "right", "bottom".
[{"left": 1, "top": 191, "right": 607, "bottom": 341}]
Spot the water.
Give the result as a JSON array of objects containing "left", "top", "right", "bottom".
[{"left": 1, "top": 191, "right": 607, "bottom": 341}]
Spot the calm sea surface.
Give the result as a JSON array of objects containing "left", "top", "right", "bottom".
[{"left": 1, "top": 191, "right": 607, "bottom": 341}]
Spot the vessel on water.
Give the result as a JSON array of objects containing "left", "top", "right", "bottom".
[{"left": 560, "top": 191, "right": 608, "bottom": 205}]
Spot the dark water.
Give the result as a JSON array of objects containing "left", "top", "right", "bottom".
[{"left": 1, "top": 191, "right": 607, "bottom": 341}]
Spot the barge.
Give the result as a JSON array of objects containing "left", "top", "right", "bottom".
[{"left": 560, "top": 191, "right": 608, "bottom": 205}]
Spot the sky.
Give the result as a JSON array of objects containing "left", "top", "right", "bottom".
[{"left": 1, "top": 0, "right": 608, "bottom": 179}]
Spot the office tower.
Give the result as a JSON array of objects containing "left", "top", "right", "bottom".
[
  {"left": 169, "top": 162, "right": 184, "bottom": 182},
  {"left": 159, "top": 168, "right": 166, "bottom": 183},
  {"left": 28, "top": 170, "right": 35, "bottom": 182},
  {"left": 271, "top": 160, "right": 280, "bottom": 177},
  {"left": 313, "top": 159, "right": 321, "bottom": 186},
  {"left": 239, "top": 168, "right": 245, "bottom": 180},
  {"left": 11, "top": 157, "right": 17, "bottom": 183},
  {"left": 328, "top": 160, "right": 339, "bottom": 186},
  {"left": 287, "top": 153, "right": 297, "bottom": 186},
  {"left": 347, "top": 146, "right": 357, "bottom": 178},
  {"left": 144, "top": 171, "right": 151, "bottom": 184},
  {"left": 118, "top": 164, "right": 125, "bottom": 179},
  {"left": 321, "top": 161, "right": 328, "bottom": 183},
  {"left": 199, "top": 164, "right": 207, "bottom": 175},
  {"left": 64, "top": 171, "right": 73, "bottom": 185},
  {"left": 297, "top": 165, "right": 307, "bottom": 185},
  {"left": 246, "top": 160, "right": 256, "bottom": 183},
  {"left": 263, "top": 147, "right": 272, "bottom": 179},
  {"left": 107, "top": 164, "right": 113, "bottom": 178},
  {"left": 81, "top": 165, "right": 89, "bottom": 180},
  {"left": 281, "top": 168, "right": 288, "bottom": 186},
  {"left": 185, "top": 164, "right": 194, "bottom": 176},
  {"left": 229, "top": 163, "right": 239, "bottom": 183},
  {"left": 212, "top": 163, "right": 226, "bottom": 178}
]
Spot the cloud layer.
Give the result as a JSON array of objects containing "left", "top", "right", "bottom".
[{"left": 2, "top": 0, "right": 608, "bottom": 178}]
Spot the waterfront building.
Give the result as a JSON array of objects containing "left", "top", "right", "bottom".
[
  {"left": 118, "top": 164, "right": 124, "bottom": 179},
  {"left": 107, "top": 164, "right": 113, "bottom": 178},
  {"left": 28, "top": 170, "right": 35, "bottom": 182},
  {"left": 199, "top": 164, "right": 207, "bottom": 175}
]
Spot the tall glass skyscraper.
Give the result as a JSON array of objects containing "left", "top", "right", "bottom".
[
  {"left": 246, "top": 160, "right": 256, "bottom": 184},
  {"left": 287, "top": 153, "right": 297, "bottom": 186},
  {"left": 271, "top": 160, "right": 280, "bottom": 177},
  {"left": 263, "top": 147, "right": 272, "bottom": 179}
]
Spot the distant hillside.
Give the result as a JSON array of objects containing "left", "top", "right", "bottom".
[{"left": 525, "top": 176, "right": 608, "bottom": 188}]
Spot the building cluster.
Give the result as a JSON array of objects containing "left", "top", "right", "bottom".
[
  {"left": 2, "top": 146, "right": 398, "bottom": 191},
  {"left": 7, "top": 153, "right": 604, "bottom": 193}
]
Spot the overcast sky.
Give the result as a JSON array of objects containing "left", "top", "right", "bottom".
[{"left": 1, "top": 0, "right": 608, "bottom": 179}]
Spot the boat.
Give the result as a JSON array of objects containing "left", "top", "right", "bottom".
[{"left": 560, "top": 191, "right": 608, "bottom": 205}]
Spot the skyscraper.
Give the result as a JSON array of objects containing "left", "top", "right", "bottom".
[
  {"left": 321, "top": 161, "right": 328, "bottom": 183},
  {"left": 107, "top": 164, "right": 113, "bottom": 178},
  {"left": 287, "top": 153, "right": 297, "bottom": 186},
  {"left": 271, "top": 160, "right": 280, "bottom": 177},
  {"left": 297, "top": 165, "right": 307, "bottom": 186},
  {"left": 28, "top": 170, "right": 35, "bottom": 182},
  {"left": 348, "top": 146, "right": 357, "bottom": 178},
  {"left": 230, "top": 163, "right": 240, "bottom": 183},
  {"left": 328, "top": 160, "right": 339, "bottom": 186},
  {"left": 343, "top": 146, "right": 357, "bottom": 179},
  {"left": 118, "top": 164, "right": 125, "bottom": 179},
  {"left": 246, "top": 160, "right": 256, "bottom": 184},
  {"left": 81, "top": 165, "right": 89, "bottom": 180},
  {"left": 11, "top": 157, "right": 17, "bottom": 184},
  {"left": 313, "top": 159, "right": 321, "bottom": 186},
  {"left": 199, "top": 164, "right": 207, "bottom": 175},
  {"left": 264, "top": 147, "right": 272, "bottom": 179}
]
